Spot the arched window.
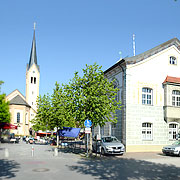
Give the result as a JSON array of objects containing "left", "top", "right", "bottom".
[
  {"left": 17, "top": 112, "right": 20, "bottom": 123},
  {"left": 170, "top": 56, "right": 177, "bottom": 65},
  {"left": 142, "top": 88, "right": 153, "bottom": 105},
  {"left": 142, "top": 122, "right": 153, "bottom": 140},
  {"left": 172, "top": 90, "right": 180, "bottom": 107},
  {"left": 112, "top": 78, "right": 119, "bottom": 101},
  {"left": 111, "top": 123, "right": 116, "bottom": 136},
  {"left": 169, "top": 123, "right": 178, "bottom": 140}
]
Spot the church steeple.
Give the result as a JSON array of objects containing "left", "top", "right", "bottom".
[
  {"left": 26, "top": 23, "right": 40, "bottom": 111},
  {"left": 27, "top": 23, "right": 39, "bottom": 71}
]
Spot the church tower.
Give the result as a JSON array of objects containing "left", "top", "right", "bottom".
[{"left": 26, "top": 24, "right": 40, "bottom": 111}]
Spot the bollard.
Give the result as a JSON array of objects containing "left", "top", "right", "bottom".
[
  {"left": 5, "top": 148, "right": 9, "bottom": 158},
  {"left": 54, "top": 147, "right": 58, "bottom": 156},
  {"left": 31, "top": 146, "right": 34, "bottom": 157}
]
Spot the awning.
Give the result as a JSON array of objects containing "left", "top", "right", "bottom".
[
  {"left": 59, "top": 127, "right": 81, "bottom": 138},
  {"left": 0, "top": 122, "right": 18, "bottom": 130}
]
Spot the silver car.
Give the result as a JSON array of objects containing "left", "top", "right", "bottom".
[
  {"left": 162, "top": 141, "right": 180, "bottom": 156},
  {"left": 92, "top": 136, "right": 125, "bottom": 155}
]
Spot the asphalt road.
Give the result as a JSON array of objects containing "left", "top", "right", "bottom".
[{"left": 0, "top": 141, "right": 180, "bottom": 180}]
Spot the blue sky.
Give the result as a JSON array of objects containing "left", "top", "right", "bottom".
[{"left": 0, "top": 0, "right": 180, "bottom": 96}]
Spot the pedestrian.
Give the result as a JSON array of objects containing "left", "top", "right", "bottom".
[{"left": 26, "top": 136, "right": 29, "bottom": 144}]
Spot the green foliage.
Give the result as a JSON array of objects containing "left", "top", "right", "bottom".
[
  {"left": 0, "top": 81, "right": 4, "bottom": 93},
  {"left": 0, "top": 81, "right": 10, "bottom": 124},
  {"left": 65, "top": 63, "right": 121, "bottom": 127},
  {"left": 0, "top": 94, "right": 11, "bottom": 123},
  {"left": 31, "top": 94, "right": 52, "bottom": 131},
  {"left": 32, "top": 63, "right": 121, "bottom": 132},
  {"left": 32, "top": 82, "right": 76, "bottom": 132},
  {"left": 51, "top": 82, "right": 74, "bottom": 130}
]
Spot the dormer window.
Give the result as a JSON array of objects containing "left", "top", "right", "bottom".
[{"left": 170, "top": 56, "right": 177, "bottom": 65}]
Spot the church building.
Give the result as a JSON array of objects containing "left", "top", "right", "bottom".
[{"left": 6, "top": 27, "right": 40, "bottom": 136}]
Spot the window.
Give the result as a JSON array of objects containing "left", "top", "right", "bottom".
[
  {"left": 17, "top": 112, "right": 20, "bottom": 123},
  {"left": 25, "top": 113, "right": 28, "bottom": 124},
  {"left": 31, "top": 77, "right": 33, "bottom": 83},
  {"left": 169, "top": 123, "right": 178, "bottom": 140},
  {"left": 112, "top": 78, "right": 119, "bottom": 101},
  {"left": 142, "top": 123, "right": 153, "bottom": 140},
  {"left": 170, "top": 56, "right": 177, "bottom": 65},
  {"left": 142, "top": 88, "right": 153, "bottom": 105},
  {"left": 34, "top": 77, "right": 36, "bottom": 84},
  {"left": 172, "top": 90, "right": 180, "bottom": 107},
  {"left": 111, "top": 123, "right": 116, "bottom": 136}
]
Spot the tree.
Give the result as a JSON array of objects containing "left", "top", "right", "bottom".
[
  {"left": 68, "top": 63, "right": 121, "bottom": 127},
  {"left": 0, "top": 81, "right": 11, "bottom": 142},
  {"left": 51, "top": 82, "right": 66, "bottom": 146},
  {"left": 32, "top": 63, "right": 121, "bottom": 150},
  {"left": 0, "top": 81, "right": 4, "bottom": 93},
  {"left": 0, "top": 81, "right": 10, "bottom": 124},
  {"left": 67, "top": 63, "right": 121, "bottom": 154},
  {"left": 32, "top": 82, "right": 76, "bottom": 146},
  {"left": 31, "top": 94, "right": 52, "bottom": 132},
  {"left": 0, "top": 94, "right": 11, "bottom": 124}
]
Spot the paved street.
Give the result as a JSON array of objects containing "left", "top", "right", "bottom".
[{"left": 0, "top": 141, "right": 180, "bottom": 180}]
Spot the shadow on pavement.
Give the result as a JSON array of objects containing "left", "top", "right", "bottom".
[
  {"left": 67, "top": 157, "right": 180, "bottom": 180},
  {"left": 0, "top": 159, "right": 20, "bottom": 179}
]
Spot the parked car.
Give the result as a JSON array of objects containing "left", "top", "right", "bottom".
[
  {"left": 162, "top": 141, "right": 180, "bottom": 156},
  {"left": 28, "top": 137, "right": 34, "bottom": 144},
  {"left": 92, "top": 135, "right": 125, "bottom": 155},
  {"left": 34, "top": 138, "right": 48, "bottom": 145}
]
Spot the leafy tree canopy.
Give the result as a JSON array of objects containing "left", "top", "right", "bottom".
[
  {"left": 32, "top": 63, "right": 121, "bottom": 132},
  {"left": 65, "top": 63, "right": 121, "bottom": 127},
  {"left": 0, "top": 81, "right": 11, "bottom": 124}
]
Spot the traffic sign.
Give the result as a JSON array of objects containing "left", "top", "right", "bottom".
[
  {"left": 84, "top": 120, "right": 92, "bottom": 128},
  {"left": 85, "top": 128, "right": 91, "bottom": 134}
]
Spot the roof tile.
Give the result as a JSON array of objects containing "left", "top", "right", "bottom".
[{"left": 163, "top": 76, "right": 180, "bottom": 84}]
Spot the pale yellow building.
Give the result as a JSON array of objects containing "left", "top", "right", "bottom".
[
  {"left": 6, "top": 28, "right": 40, "bottom": 136},
  {"left": 95, "top": 38, "right": 180, "bottom": 152}
]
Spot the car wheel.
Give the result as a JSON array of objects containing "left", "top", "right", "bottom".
[
  {"left": 101, "top": 148, "right": 105, "bottom": 156},
  {"left": 179, "top": 152, "right": 180, "bottom": 157}
]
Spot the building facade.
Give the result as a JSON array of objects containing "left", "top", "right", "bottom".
[
  {"left": 6, "top": 28, "right": 40, "bottom": 136},
  {"left": 95, "top": 38, "right": 180, "bottom": 152}
]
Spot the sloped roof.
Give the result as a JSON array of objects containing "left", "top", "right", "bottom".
[
  {"left": 6, "top": 89, "right": 25, "bottom": 101},
  {"left": 163, "top": 76, "right": 180, "bottom": 84},
  {"left": 27, "top": 30, "right": 40, "bottom": 72},
  {"left": 125, "top": 38, "right": 180, "bottom": 65},
  {"left": 104, "top": 38, "right": 180, "bottom": 74},
  {"left": 9, "top": 95, "right": 31, "bottom": 107}
]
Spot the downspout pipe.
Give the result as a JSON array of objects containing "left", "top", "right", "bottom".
[{"left": 118, "top": 60, "right": 126, "bottom": 150}]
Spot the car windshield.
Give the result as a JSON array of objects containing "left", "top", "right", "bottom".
[
  {"left": 172, "top": 141, "right": 180, "bottom": 145},
  {"left": 102, "top": 137, "right": 119, "bottom": 143}
]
